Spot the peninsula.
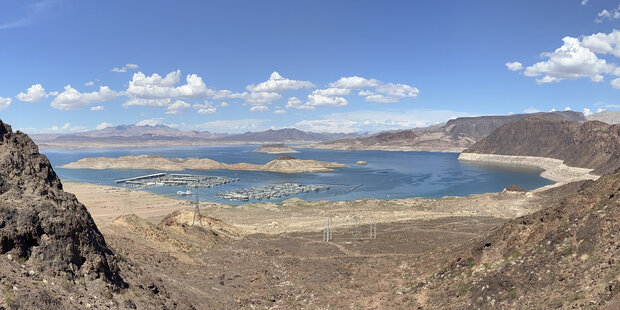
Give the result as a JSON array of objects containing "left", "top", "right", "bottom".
[
  {"left": 58, "top": 154, "right": 347, "bottom": 173},
  {"left": 252, "top": 143, "right": 299, "bottom": 154}
]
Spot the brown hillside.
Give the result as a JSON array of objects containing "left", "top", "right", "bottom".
[
  {"left": 464, "top": 116, "right": 620, "bottom": 175},
  {"left": 414, "top": 171, "right": 620, "bottom": 309}
]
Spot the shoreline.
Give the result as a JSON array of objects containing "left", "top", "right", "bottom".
[{"left": 458, "top": 153, "right": 600, "bottom": 188}]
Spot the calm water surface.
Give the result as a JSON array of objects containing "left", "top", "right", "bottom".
[{"left": 43, "top": 146, "right": 554, "bottom": 204}]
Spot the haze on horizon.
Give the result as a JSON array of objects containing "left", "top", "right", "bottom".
[{"left": 1, "top": 0, "right": 619, "bottom": 134}]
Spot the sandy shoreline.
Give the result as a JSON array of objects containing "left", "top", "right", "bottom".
[
  {"left": 458, "top": 152, "right": 600, "bottom": 187},
  {"left": 64, "top": 181, "right": 544, "bottom": 235}
]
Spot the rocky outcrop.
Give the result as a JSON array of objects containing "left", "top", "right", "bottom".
[
  {"left": 253, "top": 144, "right": 299, "bottom": 154},
  {"left": 463, "top": 116, "right": 620, "bottom": 175},
  {"left": 0, "top": 120, "right": 123, "bottom": 286},
  {"left": 586, "top": 109, "right": 620, "bottom": 124}
]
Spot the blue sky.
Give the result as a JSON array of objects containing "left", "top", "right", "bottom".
[{"left": 1, "top": 0, "right": 620, "bottom": 133}]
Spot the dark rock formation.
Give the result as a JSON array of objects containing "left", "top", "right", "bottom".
[
  {"left": 464, "top": 116, "right": 620, "bottom": 175},
  {"left": 504, "top": 184, "right": 526, "bottom": 192},
  {"left": 0, "top": 120, "right": 124, "bottom": 286},
  {"left": 275, "top": 155, "right": 296, "bottom": 160}
]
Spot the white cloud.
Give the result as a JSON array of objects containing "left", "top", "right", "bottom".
[
  {"left": 305, "top": 93, "right": 348, "bottom": 108},
  {"left": 611, "top": 77, "right": 620, "bottom": 89},
  {"left": 84, "top": 81, "right": 95, "bottom": 86},
  {"left": 595, "top": 5, "right": 620, "bottom": 23},
  {"left": 581, "top": 30, "right": 620, "bottom": 57},
  {"left": 51, "top": 85, "right": 118, "bottom": 110},
  {"left": 524, "top": 107, "right": 541, "bottom": 113},
  {"left": 581, "top": 0, "right": 588, "bottom": 5},
  {"left": 219, "top": 102, "right": 229, "bottom": 107},
  {"left": 136, "top": 118, "right": 163, "bottom": 126},
  {"left": 245, "top": 92, "right": 282, "bottom": 105},
  {"left": 250, "top": 105, "right": 269, "bottom": 112},
  {"left": 329, "top": 76, "right": 379, "bottom": 89},
  {"left": 0, "top": 97, "right": 11, "bottom": 110},
  {"left": 312, "top": 88, "right": 351, "bottom": 96},
  {"left": 197, "top": 119, "right": 269, "bottom": 133},
  {"left": 95, "top": 122, "right": 113, "bottom": 130},
  {"left": 193, "top": 101, "right": 216, "bottom": 114},
  {"left": 564, "top": 106, "right": 572, "bottom": 111},
  {"left": 111, "top": 63, "right": 140, "bottom": 73},
  {"left": 15, "top": 84, "right": 49, "bottom": 102},
  {"left": 505, "top": 61, "right": 523, "bottom": 71},
  {"left": 90, "top": 105, "right": 104, "bottom": 111},
  {"left": 597, "top": 108, "right": 605, "bottom": 113},
  {"left": 43, "top": 122, "right": 87, "bottom": 133},
  {"left": 523, "top": 36, "right": 614, "bottom": 84},
  {"left": 165, "top": 100, "right": 191, "bottom": 114},
  {"left": 294, "top": 119, "right": 360, "bottom": 133},
  {"left": 274, "top": 108, "right": 286, "bottom": 114},
  {"left": 364, "top": 83, "right": 419, "bottom": 103},
  {"left": 583, "top": 108, "right": 592, "bottom": 116},
  {"left": 285, "top": 97, "right": 305, "bottom": 109},
  {"left": 246, "top": 71, "right": 315, "bottom": 93}
]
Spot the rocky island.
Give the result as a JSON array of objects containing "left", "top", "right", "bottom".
[
  {"left": 59, "top": 154, "right": 347, "bottom": 173},
  {"left": 252, "top": 143, "right": 299, "bottom": 154}
]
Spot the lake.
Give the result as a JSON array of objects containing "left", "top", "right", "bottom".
[{"left": 43, "top": 146, "right": 554, "bottom": 204}]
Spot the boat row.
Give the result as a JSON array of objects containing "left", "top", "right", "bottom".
[
  {"left": 217, "top": 183, "right": 330, "bottom": 201},
  {"left": 117, "top": 173, "right": 239, "bottom": 189}
]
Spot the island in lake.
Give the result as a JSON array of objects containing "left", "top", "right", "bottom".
[
  {"left": 252, "top": 143, "right": 299, "bottom": 154},
  {"left": 59, "top": 154, "right": 347, "bottom": 173}
]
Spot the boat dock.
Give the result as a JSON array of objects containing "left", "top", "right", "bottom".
[
  {"left": 115, "top": 173, "right": 239, "bottom": 189},
  {"left": 217, "top": 183, "right": 329, "bottom": 201}
]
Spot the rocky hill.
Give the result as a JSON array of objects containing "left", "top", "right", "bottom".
[
  {"left": 463, "top": 116, "right": 620, "bottom": 175},
  {"left": 412, "top": 169, "right": 620, "bottom": 309},
  {"left": 310, "top": 111, "right": 585, "bottom": 152},
  {"left": 252, "top": 143, "right": 299, "bottom": 154},
  {"left": 587, "top": 110, "right": 620, "bottom": 124},
  {"left": 0, "top": 120, "right": 123, "bottom": 285}
]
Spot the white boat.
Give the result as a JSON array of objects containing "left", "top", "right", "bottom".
[{"left": 176, "top": 190, "right": 192, "bottom": 196}]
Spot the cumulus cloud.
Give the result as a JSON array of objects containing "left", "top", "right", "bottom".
[
  {"left": 136, "top": 118, "right": 163, "bottom": 126},
  {"left": 197, "top": 119, "right": 269, "bottom": 133},
  {"left": 364, "top": 83, "right": 419, "bottom": 103},
  {"left": 0, "top": 97, "right": 11, "bottom": 110},
  {"left": 329, "top": 76, "right": 379, "bottom": 89},
  {"left": 15, "top": 84, "right": 49, "bottom": 102},
  {"left": 524, "top": 107, "right": 541, "bottom": 113},
  {"left": 285, "top": 97, "right": 311, "bottom": 110},
  {"left": 294, "top": 119, "right": 360, "bottom": 133},
  {"left": 581, "top": 0, "right": 588, "bottom": 5},
  {"left": 305, "top": 93, "right": 348, "bottom": 108},
  {"left": 84, "top": 81, "right": 95, "bottom": 86},
  {"left": 505, "top": 62, "right": 523, "bottom": 71},
  {"left": 581, "top": 30, "right": 620, "bottom": 57},
  {"left": 219, "top": 102, "right": 229, "bottom": 107},
  {"left": 111, "top": 63, "right": 139, "bottom": 73},
  {"left": 523, "top": 36, "right": 614, "bottom": 84},
  {"left": 273, "top": 108, "right": 286, "bottom": 114},
  {"left": 250, "top": 105, "right": 269, "bottom": 112},
  {"left": 193, "top": 101, "right": 216, "bottom": 114},
  {"left": 51, "top": 85, "right": 118, "bottom": 110},
  {"left": 165, "top": 100, "right": 191, "bottom": 114},
  {"left": 595, "top": 5, "right": 620, "bottom": 23},
  {"left": 90, "top": 105, "right": 104, "bottom": 111},
  {"left": 95, "top": 122, "right": 113, "bottom": 130},
  {"left": 246, "top": 71, "right": 315, "bottom": 93},
  {"left": 583, "top": 108, "right": 593, "bottom": 116},
  {"left": 43, "top": 122, "right": 87, "bottom": 133}
]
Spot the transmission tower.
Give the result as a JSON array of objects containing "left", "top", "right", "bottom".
[{"left": 192, "top": 192, "right": 202, "bottom": 226}]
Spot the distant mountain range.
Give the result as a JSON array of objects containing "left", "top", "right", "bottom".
[
  {"left": 308, "top": 111, "right": 586, "bottom": 152},
  {"left": 586, "top": 110, "right": 620, "bottom": 124},
  {"left": 30, "top": 126, "right": 362, "bottom": 149}
]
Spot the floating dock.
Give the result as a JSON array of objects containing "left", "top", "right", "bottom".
[
  {"left": 115, "top": 173, "right": 239, "bottom": 189},
  {"left": 217, "top": 183, "right": 329, "bottom": 201}
]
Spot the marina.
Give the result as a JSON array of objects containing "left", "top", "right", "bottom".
[
  {"left": 114, "top": 173, "right": 239, "bottom": 189},
  {"left": 217, "top": 183, "right": 330, "bottom": 201}
]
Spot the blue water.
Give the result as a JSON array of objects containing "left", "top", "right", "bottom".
[{"left": 42, "top": 146, "right": 554, "bottom": 204}]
